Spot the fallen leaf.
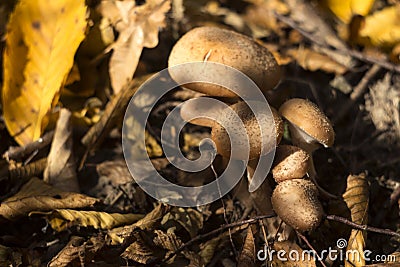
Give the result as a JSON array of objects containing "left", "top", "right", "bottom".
[
  {"left": 44, "top": 109, "right": 79, "bottom": 192},
  {"left": 343, "top": 173, "right": 369, "bottom": 267},
  {"left": 2, "top": 0, "right": 86, "bottom": 145},
  {"left": 49, "top": 235, "right": 105, "bottom": 267},
  {"left": 238, "top": 226, "right": 256, "bottom": 267},
  {"left": 37, "top": 209, "right": 144, "bottom": 232},
  {"left": 358, "top": 5, "right": 400, "bottom": 48},
  {"left": 323, "top": 0, "right": 375, "bottom": 23},
  {"left": 98, "top": 0, "right": 171, "bottom": 93},
  {"left": 0, "top": 178, "right": 99, "bottom": 221},
  {"left": 286, "top": 47, "right": 348, "bottom": 74},
  {"left": 161, "top": 207, "right": 204, "bottom": 238}
]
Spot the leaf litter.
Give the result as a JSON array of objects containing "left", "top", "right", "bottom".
[{"left": 0, "top": 0, "right": 400, "bottom": 266}]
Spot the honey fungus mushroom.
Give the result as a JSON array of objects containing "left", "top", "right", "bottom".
[
  {"left": 279, "top": 98, "right": 336, "bottom": 198},
  {"left": 271, "top": 179, "right": 324, "bottom": 232},
  {"left": 211, "top": 101, "right": 283, "bottom": 160},
  {"left": 168, "top": 26, "right": 281, "bottom": 98}
]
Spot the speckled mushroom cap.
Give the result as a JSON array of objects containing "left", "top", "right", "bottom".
[
  {"left": 179, "top": 98, "right": 223, "bottom": 127},
  {"left": 279, "top": 98, "right": 335, "bottom": 149},
  {"left": 168, "top": 26, "right": 281, "bottom": 98},
  {"left": 211, "top": 101, "right": 283, "bottom": 160},
  {"left": 271, "top": 179, "right": 323, "bottom": 232},
  {"left": 272, "top": 145, "right": 310, "bottom": 183}
]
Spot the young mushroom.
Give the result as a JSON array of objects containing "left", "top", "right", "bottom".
[
  {"left": 279, "top": 98, "right": 336, "bottom": 198},
  {"left": 168, "top": 26, "right": 281, "bottom": 98},
  {"left": 271, "top": 179, "right": 324, "bottom": 232}
]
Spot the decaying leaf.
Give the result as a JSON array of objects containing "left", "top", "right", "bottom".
[
  {"left": 98, "top": 0, "right": 171, "bottom": 93},
  {"left": 238, "top": 226, "right": 256, "bottom": 267},
  {"left": 37, "top": 209, "right": 144, "bottom": 232},
  {"left": 49, "top": 235, "right": 105, "bottom": 267},
  {"left": 365, "top": 73, "right": 400, "bottom": 143},
  {"left": 122, "top": 232, "right": 159, "bottom": 264},
  {"left": 342, "top": 173, "right": 369, "bottom": 267},
  {"left": 2, "top": 0, "right": 86, "bottom": 145},
  {"left": 161, "top": 207, "right": 204, "bottom": 238},
  {"left": 286, "top": 47, "right": 348, "bottom": 74},
  {"left": 323, "top": 0, "right": 375, "bottom": 23},
  {"left": 0, "top": 178, "right": 99, "bottom": 221},
  {"left": 44, "top": 109, "right": 79, "bottom": 192},
  {"left": 107, "top": 204, "right": 169, "bottom": 245}
]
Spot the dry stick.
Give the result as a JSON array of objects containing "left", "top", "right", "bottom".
[
  {"left": 333, "top": 64, "right": 381, "bottom": 124},
  {"left": 3, "top": 130, "right": 54, "bottom": 161},
  {"left": 325, "top": 215, "right": 400, "bottom": 239},
  {"left": 162, "top": 214, "right": 276, "bottom": 263},
  {"left": 274, "top": 12, "right": 400, "bottom": 73}
]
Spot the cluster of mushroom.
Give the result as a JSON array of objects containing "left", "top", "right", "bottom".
[{"left": 167, "top": 26, "right": 335, "bottom": 232}]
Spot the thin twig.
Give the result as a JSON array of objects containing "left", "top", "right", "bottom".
[
  {"left": 162, "top": 214, "right": 276, "bottom": 263},
  {"left": 325, "top": 215, "right": 400, "bottom": 238},
  {"left": 296, "top": 231, "right": 328, "bottom": 267},
  {"left": 274, "top": 12, "right": 400, "bottom": 73},
  {"left": 333, "top": 64, "right": 381, "bottom": 124}
]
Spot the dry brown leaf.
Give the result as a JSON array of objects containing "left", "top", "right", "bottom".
[
  {"left": 44, "top": 109, "right": 79, "bottom": 192},
  {"left": 343, "top": 173, "right": 369, "bottom": 267},
  {"left": 122, "top": 232, "right": 158, "bottom": 264},
  {"left": 0, "top": 177, "right": 99, "bottom": 221},
  {"left": 161, "top": 207, "right": 204, "bottom": 238},
  {"left": 98, "top": 0, "right": 171, "bottom": 93},
  {"left": 38, "top": 209, "right": 144, "bottom": 232},
  {"left": 49, "top": 235, "right": 105, "bottom": 267},
  {"left": 238, "top": 226, "right": 256, "bottom": 267},
  {"left": 286, "top": 48, "right": 348, "bottom": 74},
  {"left": 107, "top": 204, "right": 169, "bottom": 245}
]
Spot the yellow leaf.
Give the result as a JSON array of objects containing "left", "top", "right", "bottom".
[
  {"left": 358, "top": 5, "right": 400, "bottom": 48},
  {"left": 39, "top": 209, "right": 144, "bottom": 232},
  {"left": 323, "top": 0, "right": 375, "bottom": 23},
  {"left": 342, "top": 173, "right": 369, "bottom": 267},
  {"left": 2, "top": 0, "right": 86, "bottom": 145}
]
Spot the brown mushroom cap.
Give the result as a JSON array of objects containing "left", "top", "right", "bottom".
[
  {"left": 211, "top": 101, "right": 282, "bottom": 160},
  {"left": 168, "top": 26, "right": 281, "bottom": 98},
  {"left": 271, "top": 179, "right": 323, "bottom": 231},
  {"left": 279, "top": 98, "right": 335, "bottom": 150},
  {"left": 272, "top": 145, "right": 310, "bottom": 183}
]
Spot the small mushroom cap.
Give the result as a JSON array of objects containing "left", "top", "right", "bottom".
[
  {"left": 272, "top": 145, "right": 310, "bottom": 183},
  {"left": 168, "top": 26, "right": 281, "bottom": 98},
  {"left": 211, "top": 101, "right": 282, "bottom": 160},
  {"left": 279, "top": 98, "right": 335, "bottom": 149},
  {"left": 271, "top": 179, "right": 323, "bottom": 231}
]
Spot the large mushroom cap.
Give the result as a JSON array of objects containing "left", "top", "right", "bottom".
[
  {"left": 272, "top": 145, "right": 310, "bottom": 183},
  {"left": 180, "top": 98, "right": 225, "bottom": 127},
  {"left": 168, "top": 26, "right": 281, "bottom": 98},
  {"left": 211, "top": 101, "right": 282, "bottom": 160},
  {"left": 271, "top": 179, "right": 323, "bottom": 231},
  {"left": 279, "top": 98, "right": 335, "bottom": 149}
]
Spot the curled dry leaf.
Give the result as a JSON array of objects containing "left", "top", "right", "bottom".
[
  {"left": 0, "top": 178, "right": 99, "bottom": 221},
  {"left": 161, "top": 207, "right": 204, "bottom": 239},
  {"left": 342, "top": 173, "right": 369, "bottom": 267},
  {"left": 98, "top": 0, "right": 171, "bottom": 93},
  {"left": 44, "top": 109, "right": 79, "bottom": 192},
  {"left": 2, "top": 0, "right": 86, "bottom": 145},
  {"left": 37, "top": 209, "right": 144, "bottom": 232},
  {"left": 238, "top": 226, "right": 256, "bottom": 267},
  {"left": 107, "top": 204, "right": 169, "bottom": 245},
  {"left": 49, "top": 235, "right": 105, "bottom": 267}
]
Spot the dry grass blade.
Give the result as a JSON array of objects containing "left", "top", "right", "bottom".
[{"left": 238, "top": 226, "right": 256, "bottom": 267}]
